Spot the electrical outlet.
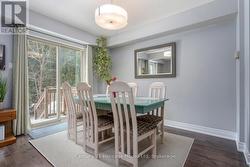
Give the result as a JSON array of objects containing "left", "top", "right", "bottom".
[{"left": 235, "top": 51, "right": 240, "bottom": 59}]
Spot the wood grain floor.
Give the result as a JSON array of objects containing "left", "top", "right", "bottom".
[
  {"left": 0, "top": 127, "right": 247, "bottom": 167},
  {"left": 167, "top": 127, "right": 248, "bottom": 167}
]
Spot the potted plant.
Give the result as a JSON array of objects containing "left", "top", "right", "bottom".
[
  {"left": 0, "top": 73, "right": 7, "bottom": 109},
  {"left": 93, "top": 36, "right": 115, "bottom": 85}
]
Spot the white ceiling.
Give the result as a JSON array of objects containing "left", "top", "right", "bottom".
[{"left": 29, "top": 0, "right": 214, "bottom": 37}]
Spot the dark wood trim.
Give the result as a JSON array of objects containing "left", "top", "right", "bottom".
[
  {"left": 0, "top": 109, "right": 16, "bottom": 148},
  {"left": 134, "top": 42, "right": 176, "bottom": 79}
]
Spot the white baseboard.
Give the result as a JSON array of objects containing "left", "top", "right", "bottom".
[
  {"left": 244, "top": 150, "right": 250, "bottom": 166},
  {"left": 236, "top": 140, "right": 250, "bottom": 166},
  {"left": 237, "top": 141, "right": 246, "bottom": 152},
  {"left": 165, "top": 119, "right": 236, "bottom": 140}
]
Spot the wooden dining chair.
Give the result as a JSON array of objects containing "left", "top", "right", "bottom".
[
  {"left": 137, "top": 82, "right": 166, "bottom": 143},
  {"left": 127, "top": 82, "right": 138, "bottom": 97},
  {"left": 109, "top": 81, "right": 157, "bottom": 167},
  {"left": 149, "top": 82, "right": 166, "bottom": 98},
  {"left": 107, "top": 82, "right": 138, "bottom": 97},
  {"left": 77, "top": 82, "right": 114, "bottom": 158},
  {"left": 71, "top": 87, "right": 78, "bottom": 96},
  {"left": 62, "top": 82, "right": 83, "bottom": 144}
]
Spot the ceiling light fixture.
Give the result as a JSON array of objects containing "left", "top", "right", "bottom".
[{"left": 95, "top": 3, "right": 128, "bottom": 30}]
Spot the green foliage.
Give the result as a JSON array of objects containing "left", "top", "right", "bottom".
[
  {"left": 61, "top": 63, "right": 77, "bottom": 86},
  {"left": 27, "top": 40, "right": 57, "bottom": 104},
  {"left": 27, "top": 39, "right": 82, "bottom": 105},
  {"left": 93, "top": 37, "right": 112, "bottom": 82},
  {"left": 0, "top": 73, "right": 7, "bottom": 102},
  {"left": 60, "top": 48, "right": 81, "bottom": 86}
]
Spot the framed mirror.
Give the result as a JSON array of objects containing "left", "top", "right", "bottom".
[
  {"left": 135, "top": 42, "right": 176, "bottom": 78},
  {"left": 0, "top": 45, "right": 5, "bottom": 70}
]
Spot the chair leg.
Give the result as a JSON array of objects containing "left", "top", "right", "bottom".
[
  {"left": 82, "top": 144, "right": 86, "bottom": 152},
  {"left": 74, "top": 120, "right": 77, "bottom": 144},
  {"left": 67, "top": 129, "right": 70, "bottom": 138},
  {"left": 133, "top": 158, "right": 138, "bottom": 167},
  {"left": 67, "top": 126, "right": 70, "bottom": 139},
  {"left": 152, "top": 130, "right": 157, "bottom": 159},
  {"left": 161, "top": 121, "right": 164, "bottom": 144},
  {"left": 133, "top": 141, "right": 139, "bottom": 167},
  {"left": 115, "top": 158, "right": 119, "bottom": 167},
  {"left": 95, "top": 130, "right": 99, "bottom": 159},
  {"left": 95, "top": 145, "right": 99, "bottom": 159},
  {"left": 75, "top": 129, "right": 77, "bottom": 144},
  {"left": 68, "top": 116, "right": 72, "bottom": 139},
  {"left": 115, "top": 129, "right": 119, "bottom": 167},
  {"left": 67, "top": 118, "right": 70, "bottom": 138},
  {"left": 83, "top": 127, "right": 86, "bottom": 151}
]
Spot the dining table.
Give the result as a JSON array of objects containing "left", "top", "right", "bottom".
[
  {"left": 75, "top": 94, "right": 168, "bottom": 142},
  {"left": 75, "top": 94, "right": 168, "bottom": 116},
  {"left": 91, "top": 94, "right": 168, "bottom": 114}
]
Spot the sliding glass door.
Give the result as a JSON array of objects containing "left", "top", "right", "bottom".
[
  {"left": 58, "top": 46, "right": 82, "bottom": 119},
  {"left": 27, "top": 37, "right": 86, "bottom": 127},
  {"left": 59, "top": 46, "right": 81, "bottom": 86}
]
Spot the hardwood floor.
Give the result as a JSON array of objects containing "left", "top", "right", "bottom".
[
  {"left": 0, "top": 127, "right": 247, "bottom": 167},
  {"left": 167, "top": 127, "right": 248, "bottom": 167},
  {"left": 0, "top": 136, "right": 51, "bottom": 167}
]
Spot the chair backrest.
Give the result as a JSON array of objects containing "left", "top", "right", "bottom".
[
  {"left": 77, "top": 82, "right": 98, "bottom": 144},
  {"left": 106, "top": 85, "right": 110, "bottom": 96},
  {"left": 109, "top": 81, "right": 137, "bottom": 156},
  {"left": 71, "top": 87, "right": 78, "bottom": 96},
  {"left": 105, "top": 81, "right": 116, "bottom": 96},
  {"left": 62, "top": 82, "right": 77, "bottom": 117},
  {"left": 149, "top": 82, "right": 166, "bottom": 99},
  {"left": 127, "top": 82, "right": 138, "bottom": 97}
]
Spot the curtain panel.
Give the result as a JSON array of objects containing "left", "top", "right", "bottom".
[
  {"left": 13, "top": 34, "right": 30, "bottom": 135},
  {"left": 87, "top": 45, "right": 93, "bottom": 86}
]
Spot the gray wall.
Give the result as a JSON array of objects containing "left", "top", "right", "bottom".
[
  {"left": 244, "top": 0, "right": 250, "bottom": 154},
  {"left": 110, "top": 19, "right": 237, "bottom": 132},
  {"left": 29, "top": 10, "right": 96, "bottom": 44},
  {"left": 236, "top": 0, "right": 247, "bottom": 147},
  {"left": 0, "top": 34, "right": 13, "bottom": 108},
  {"left": 237, "top": 0, "right": 250, "bottom": 155},
  {"left": 247, "top": 0, "right": 250, "bottom": 153}
]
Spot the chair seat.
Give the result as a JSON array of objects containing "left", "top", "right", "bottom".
[
  {"left": 137, "top": 115, "right": 163, "bottom": 124},
  {"left": 98, "top": 115, "right": 113, "bottom": 127},
  {"left": 126, "top": 119, "right": 157, "bottom": 136},
  {"left": 136, "top": 120, "right": 158, "bottom": 136}
]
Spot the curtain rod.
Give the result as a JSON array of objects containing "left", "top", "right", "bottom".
[{"left": 27, "top": 25, "right": 94, "bottom": 47}]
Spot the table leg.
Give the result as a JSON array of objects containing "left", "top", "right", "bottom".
[{"left": 161, "top": 105, "right": 164, "bottom": 144}]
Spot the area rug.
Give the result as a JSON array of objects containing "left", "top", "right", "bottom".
[{"left": 30, "top": 131, "right": 193, "bottom": 167}]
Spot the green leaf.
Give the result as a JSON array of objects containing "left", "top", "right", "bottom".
[
  {"left": 93, "top": 37, "right": 112, "bottom": 82},
  {"left": 0, "top": 72, "right": 7, "bottom": 102}
]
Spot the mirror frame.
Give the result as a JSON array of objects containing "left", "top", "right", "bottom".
[{"left": 134, "top": 42, "right": 176, "bottom": 79}]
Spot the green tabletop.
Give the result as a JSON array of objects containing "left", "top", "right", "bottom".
[{"left": 76, "top": 94, "right": 168, "bottom": 114}]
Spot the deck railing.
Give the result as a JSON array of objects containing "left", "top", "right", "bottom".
[
  {"left": 33, "top": 86, "right": 76, "bottom": 120},
  {"left": 33, "top": 91, "right": 46, "bottom": 119}
]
